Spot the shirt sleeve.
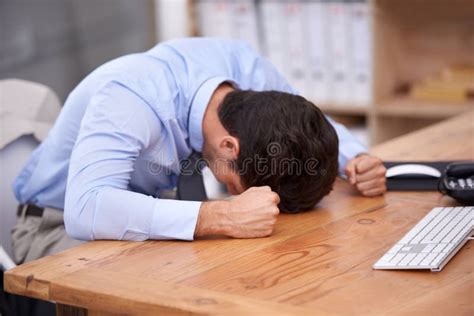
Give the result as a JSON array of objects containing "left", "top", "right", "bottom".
[
  {"left": 64, "top": 81, "right": 201, "bottom": 241},
  {"left": 246, "top": 53, "right": 368, "bottom": 175}
]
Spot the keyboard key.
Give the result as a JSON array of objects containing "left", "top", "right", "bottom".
[
  {"left": 399, "top": 208, "right": 445, "bottom": 244},
  {"left": 409, "top": 253, "right": 428, "bottom": 266},
  {"left": 425, "top": 210, "right": 458, "bottom": 243},
  {"left": 421, "top": 243, "right": 437, "bottom": 253},
  {"left": 390, "top": 253, "right": 407, "bottom": 265},
  {"left": 377, "top": 253, "right": 396, "bottom": 265},
  {"left": 442, "top": 217, "right": 472, "bottom": 243},
  {"left": 433, "top": 211, "right": 467, "bottom": 243},
  {"left": 431, "top": 252, "right": 447, "bottom": 267},
  {"left": 432, "top": 243, "right": 447, "bottom": 253},
  {"left": 398, "top": 253, "right": 417, "bottom": 266},
  {"left": 387, "top": 244, "right": 404, "bottom": 254},
  {"left": 420, "top": 253, "right": 438, "bottom": 266},
  {"left": 442, "top": 243, "right": 456, "bottom": 253},
  {"left": 418, "top": 208, "right": 453, "bottom": 243}
]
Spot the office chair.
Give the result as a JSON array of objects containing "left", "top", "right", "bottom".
[
  {"left": 0, "top": 79, "right": 61, "bottom": 316},
  {"left": 0, "top": 79, "right": 61, "bottom": 266}
]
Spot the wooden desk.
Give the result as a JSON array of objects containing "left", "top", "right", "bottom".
[{"left": 5, "top": 111, "right": 474, "bottom": 315}]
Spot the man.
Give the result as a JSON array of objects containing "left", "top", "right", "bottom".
[{"left": 12, "top": 38, "right": 386, "bottom": 262}]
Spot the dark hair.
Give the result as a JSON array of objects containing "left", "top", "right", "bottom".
[{"left": 218, "top": 90, "right": 339, "bottom": 213}]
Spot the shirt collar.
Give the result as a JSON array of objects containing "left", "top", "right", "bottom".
[{"left": 188, "top": 76, "right": 234, "bottom": 152}]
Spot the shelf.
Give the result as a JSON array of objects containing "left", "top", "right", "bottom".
[
  {"left": 190, "top": 0, "right": 474, "bottom": 146},
  {"left": 375, "top": 96, "right": 474, "bottom": 119}
]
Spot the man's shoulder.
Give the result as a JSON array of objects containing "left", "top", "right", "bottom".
[{"left": 160, "top": 37, "right": 255, "bottom": 53}]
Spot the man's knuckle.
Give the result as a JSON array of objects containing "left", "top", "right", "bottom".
[
  {"left": 375, "top": 189, "right": 384, "bottom": 195},
  {"left": 273, "top": 207, "right": 280, "bottom": 215},
  {"left": 267, "top": 206, "right": 278, "bottom": 215},
  {"left": 272, "top": 193, "right": 280, "bottom": 203}
]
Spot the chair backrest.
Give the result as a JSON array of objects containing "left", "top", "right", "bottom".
[{"left": 0, "top": 79, "right": 61, "bottom": 259}]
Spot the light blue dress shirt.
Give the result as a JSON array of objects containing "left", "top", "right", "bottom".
[{"left": 13, "top": 38, "right": 367, "bottom": 241}]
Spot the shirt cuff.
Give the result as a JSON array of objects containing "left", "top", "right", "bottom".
[{"left": 150, "top": 199, "right": 202, "bottom": 240}]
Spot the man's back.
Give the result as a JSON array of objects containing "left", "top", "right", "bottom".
[
  {"left": 13, "top": 38, "right": 292, "bottom": 211},
  {"left": 12, "top": 38, "right": 296, "bottom": 242}
]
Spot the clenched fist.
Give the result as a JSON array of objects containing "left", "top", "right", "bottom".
[
  {"left": 195, "top": 186, "right": 280, "bottom": 238},
  {"left": 345, "top": 154, "right": 387, "bottom": 196}
]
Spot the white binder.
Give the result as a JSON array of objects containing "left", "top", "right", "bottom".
[
  {"left": 196, "top": 0, "right": 233, "bottom": 38},
  {"left": 349, "top": 0, "right": 373, "bottom": 106},
  {"left": 306, "top": 0, "right": 330, "bottom": 104},
  {"left": 261, "top": 0, "right": 288, "bottom": 79},
  {"left": 282, "top": 1, "right": 308, "bottom": 97},
  {"left": 231, "top": 0, "right": 260, "bottom": 52},
  {"left": 326, "top": 0, "right": 351, "bottom": 105}
]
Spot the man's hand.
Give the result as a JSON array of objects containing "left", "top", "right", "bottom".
[
  {"left": 195, "top": 186, "right": 280, "bottom": 238},
  {"left": 345, "top": 154, "right": 387, "bottom": 196}
]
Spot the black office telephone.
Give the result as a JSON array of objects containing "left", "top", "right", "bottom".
[
  {"left": 441, "top": 161, "right": 474, "bottom": 204},
  {"left": 384, "top": 160, "right": 474, "bottom": 204}
]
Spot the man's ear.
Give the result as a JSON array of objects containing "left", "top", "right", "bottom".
[{"left": 219, "top": 135, "right": 240, "bottom": 160}]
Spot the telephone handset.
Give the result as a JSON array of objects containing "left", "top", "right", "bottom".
[{"left": 442, "top": 161, "right": 474, "bottom": 204}]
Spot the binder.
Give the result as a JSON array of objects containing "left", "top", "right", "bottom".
[
  {"left": 231, "top": 0, "right": 260, "bottom": 52},
  {"left": 195, "top": 0, "right": 233, "bottom": 38},
  {"left": 349, "top": 0, "right": 373, "bottom": 106},
  {"left": 326, "top": 0, "right": 351, "bottom": 105},
  {"left": 282, "top": 1, "right": 308, "bottom": 96},
  {"left": 195, "top": 0, "right": 374, "bottom": 109},
  {"left": 260, "top": 0, "right": 288, "bottom": 79},
  {"left": 306, "top": 0, "right": 330, "bottom": 104}
]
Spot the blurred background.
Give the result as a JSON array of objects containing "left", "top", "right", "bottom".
[{"left": 1, "top": 0, "right": 473, "bottom": 147}]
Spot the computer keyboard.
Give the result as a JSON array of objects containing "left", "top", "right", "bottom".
[{"left": 373, "top": 206, "right": 474, "bottom": 272}]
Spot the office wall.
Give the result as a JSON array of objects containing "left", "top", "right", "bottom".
[{"left": 0, "top": 0, "right": 156, "bottom": 102}]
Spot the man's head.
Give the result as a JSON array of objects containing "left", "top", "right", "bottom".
[{"left": 202, "top": 87, "right": 339, "bottom": 213}]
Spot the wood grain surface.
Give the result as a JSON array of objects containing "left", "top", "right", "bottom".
[{"left": 4, "top": 111, "right": 474, "bottom": 315}]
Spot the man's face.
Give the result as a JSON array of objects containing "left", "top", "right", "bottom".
[{"left": 202, "top": 141, "right": 246, "bottom": 195}]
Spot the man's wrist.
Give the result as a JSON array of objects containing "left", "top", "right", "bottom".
[{"left": 194, "top": 200, "right": 230, "bottom": 237}]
